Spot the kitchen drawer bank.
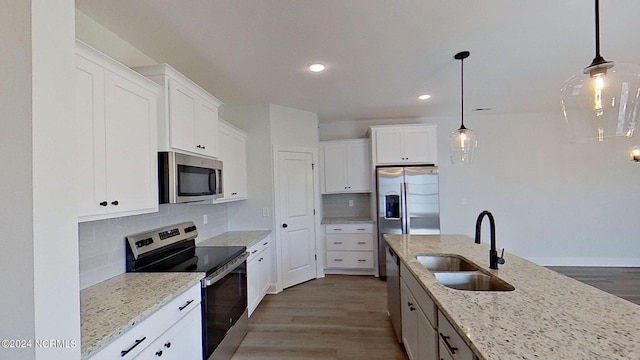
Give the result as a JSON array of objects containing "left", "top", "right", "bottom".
[
  {"left": 81, "top": 272, "right": 203, "bottom": 359},
  {"left": 385, "top": 234, "right": 640, "bottom": 359}
]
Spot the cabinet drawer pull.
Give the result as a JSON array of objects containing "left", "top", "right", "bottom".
[
  {"left": 251, "top": 250, "right": 258, "bottom": 254},
  {"left": 357, "top": 241, "right": 367, "bottom": 245},
  {"left": 333, "top": 241, "right": 343, "bottom": 244},
  {"left": 120, "top": 337, "right": 146, "bottom": 357},
  {"left": 334, "top": 259, "right": 343, "bottom": 261},
  {"left": 357, "top": 259, "right": 367, "bottom": 262},
  {"left": 332, "top": 228, "right": 343, "bottom": 231},
  {"left": 356, "top": 228, "right": 367, "bottom": 231},
  {"left": 178, "top": 299, "right": 194, "bottom": 311},
  {"left": 263, "top": 242, "right": 269, "bottom": 246},
  {"left": 439, "top": 333, "right": 458, "bottom": 354}
]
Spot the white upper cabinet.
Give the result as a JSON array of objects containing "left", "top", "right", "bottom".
[
  {"left": 216, "top": 120, "right": 248, "bottom": 202},
  {"left": 76, "top": 41, "right": 160, "bottom": 222},
  {"left": 320, "top": 139, "right": 371, "bottom": 194},
  {"left": 133, "top": 64, "right": 222, "bottom": 158},
  {"left": 370, "top": 124, "right": 438, "bottom": 165}
]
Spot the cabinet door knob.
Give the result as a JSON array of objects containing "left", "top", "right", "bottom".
[
  {"left": 99, "top": 201, "right": 108, "bottom": 207},
  {"left": 164, "top": 342, "right": 171, "bottom": 348},
  {"left": 282, "top": 223, "right": 288, "bottom": 228},
  {"left": 155, "top": 350, "right": 163, "bottom": 357},
  {"left": 111, "top": 200, "right": 119, "bottom": 206}
]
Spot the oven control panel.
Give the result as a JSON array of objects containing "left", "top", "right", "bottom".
[{"left": 126, "top": 221, "right": 199, "bottom": 259}]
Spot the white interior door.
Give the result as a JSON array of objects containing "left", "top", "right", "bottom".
[{"left": 276, "top": 150, "right": 317, "bottom": 289}]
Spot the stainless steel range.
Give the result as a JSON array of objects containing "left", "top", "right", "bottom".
[{"left": 126, "top": 222, "right": 249, "bottom": 360}]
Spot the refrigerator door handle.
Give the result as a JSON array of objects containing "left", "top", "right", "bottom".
[
  {"left": 404, "top": 182, "right": 410, "bottom": 234},
  {"left": 400, "top": 182, "right": 407, "bottom": 234}
]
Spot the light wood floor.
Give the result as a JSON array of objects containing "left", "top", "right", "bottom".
[
  {"left": 231, "top": 275, "right": 407, "bottom": 360},
  {"left": 548, "top": 266, "right": 640, "bottom": 305}
]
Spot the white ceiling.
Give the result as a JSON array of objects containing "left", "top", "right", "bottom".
[{"left": 75, "top": 0, "right": 640, "bottom": 124}]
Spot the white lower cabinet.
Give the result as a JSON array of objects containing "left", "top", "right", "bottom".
[
  {"left": 399, "top": 262, "right": 477, "bottom": 360},
  {"left": 324, "top": 223, "right": 374, "bottom": 271},
  {"left": 247, "top": 236, "right": 272, "bottom": 316},
  {"left": 401, "top": 279, "right": 437, "bottom": 360},
  {"left": 87, "top": 283, "right": 202, "bottom": 360},
  {"left": 437, "top": 310, "right": 476, "bottom": 360},
  {"left": 133, "top": 306, "right": 201, "bottom": 360}
]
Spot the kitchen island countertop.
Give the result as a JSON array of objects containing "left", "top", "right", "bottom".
[
  {"left": 80, "top": 272, "right": 204, "bottom": 359},
  {"left": 385, "top": 234, "right": 640, "bottom": 360}
]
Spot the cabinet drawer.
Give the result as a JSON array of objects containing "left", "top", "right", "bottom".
[
  {"left": 326, "top": 251, "right": 374, "bottom": 269},
  {"left": 247, "top": 237, "right": 271, "bottom": 262},
  {"left": 325, "top": 223, "right": 373, "bottom": 234},
  {"left": 438, "top": 310, "right": 475, "bottom": 360},
  {"left": 400, "top": 263, "right": 436, "bottom": 327},
  {"left": 88, "top": 283, "right": 201, "bottom": 360},
  {"left": 326, "top": 234, "right": 373, "bottom": 251}
]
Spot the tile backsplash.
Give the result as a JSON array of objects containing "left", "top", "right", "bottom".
[
  {"left": 78, "top": 203, "right": 228, "bottom": 289},
  {"left": 322, "top": 193, "right": 372, "bottom": 218}
]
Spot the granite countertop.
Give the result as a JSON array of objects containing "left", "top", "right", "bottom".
[
  {"left": 81, "top": 272, "right": 204, "bottom": 359},
  {"left": 385, "top": 234, "right": 640, "bottom": 360},
  {"left": 198, "top": 230, "right": 271, "bottom": 248},
  {"left": 321, "top": 216, "right": 374, "bottom": 224}
]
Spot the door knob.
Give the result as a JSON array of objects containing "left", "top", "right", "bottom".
[{"left": 282, "top": 223, "right": 288, "bottom": 228}]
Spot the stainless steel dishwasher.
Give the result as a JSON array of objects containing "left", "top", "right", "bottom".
[{"left": 386, "top": 245, "right": 402, "bottom": 343}]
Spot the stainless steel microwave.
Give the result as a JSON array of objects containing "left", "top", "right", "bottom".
[{"left": 158, "top": 152, "right": 223, "bottom": 203}]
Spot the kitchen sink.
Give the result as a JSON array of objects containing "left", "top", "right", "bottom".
[
  {"left": 433, "top": 272, "right": 515, "bottom": 291},
  {"left": 416, "top": 255, "right": 479, "bottom": 272}
]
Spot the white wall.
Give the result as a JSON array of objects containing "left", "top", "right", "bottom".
[
  {"left": 225, "top": 103, "right": 274, "bottom": 231},
  {"left": 76, "top": 10, "right": 157, "bottom": 67},
  {"left": 320, "top": 112, "right": 640, "bottom": 266},
  {"left": 1, "top": 1, "right": 81, "bottom": 359},
  {"left": 270, "top": 104, "right": 319, "bottom": 148}
]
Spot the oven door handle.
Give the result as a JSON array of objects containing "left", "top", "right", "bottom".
[{"left": 202, "top": 251, "right": 249, "bottom": 288}]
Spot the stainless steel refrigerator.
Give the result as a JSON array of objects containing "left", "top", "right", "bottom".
[{"left": 377, "top": 166, "right": 440, "bottom": 277}]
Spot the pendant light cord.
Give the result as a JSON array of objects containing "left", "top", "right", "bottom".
[
  {"left": 460, "top": 56, "right": 465, "bottom": 129},
  {"left": 594, "top": 0, "right": 601, "bottom": 59}
]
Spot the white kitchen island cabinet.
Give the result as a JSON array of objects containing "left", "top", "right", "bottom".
[
  {"left": 400, "top": 262, "right": 438, "bottom": 360},
  {"left": 133, "top": 64, "right": 223, "bottom": 159},
  {"left": 370, "top": 124, "right": 438, "bottom": 165},
  {"left": 320, "top": 139, "right": 371, "bottom": 193},
  {"left": 216, "top": 120, "right": 248, "bottom": 203},
  {"left": 75, "top": 41, "right": 160, "bottom": 222}
]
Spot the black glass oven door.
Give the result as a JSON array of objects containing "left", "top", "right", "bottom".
[{"left": 202, "top": 261, "right": 247, "bottom": 359}]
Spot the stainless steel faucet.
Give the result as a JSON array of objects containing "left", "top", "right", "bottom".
[{"left": 475, "top": 210, "right": 504, "bottom": 270}]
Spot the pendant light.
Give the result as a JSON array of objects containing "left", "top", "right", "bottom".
[
  {"left": 560, "top": 0, "right": 640, "bottom": 143},
  {"left": 449, "top": 51, "right": 477, "bottom": 165}
]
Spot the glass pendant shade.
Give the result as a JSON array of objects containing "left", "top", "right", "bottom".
[
  {"left": 561, "top": 63, "right": 640, "bottom": 142},
  {"left": 449, "top": 125, "right": 477, "bottom": 165}
]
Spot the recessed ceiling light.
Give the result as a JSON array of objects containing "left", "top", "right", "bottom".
[
  {"left": 309, "top": 63, "right": 326, "bottom": 72},
  {"left": 417, "top": 94, "right": 431, "bottom": 100}
]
